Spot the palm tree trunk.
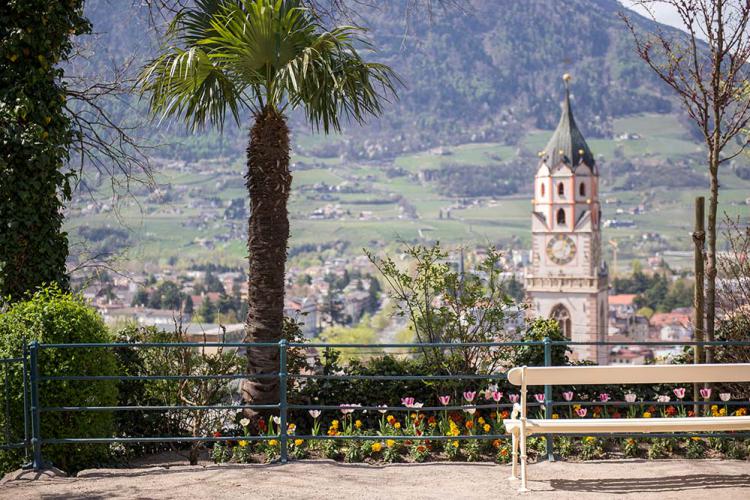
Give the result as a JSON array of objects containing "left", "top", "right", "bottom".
[{"left": 242, "top": 106, "right": 291, "bottom": 410}]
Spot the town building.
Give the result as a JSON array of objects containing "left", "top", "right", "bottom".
[{"left": 525, "top": 75, "right": 609, "bottom": 364}]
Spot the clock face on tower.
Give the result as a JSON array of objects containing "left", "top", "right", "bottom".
[{"left": 546, "top": 234, "right": 577, "bottom": 265}]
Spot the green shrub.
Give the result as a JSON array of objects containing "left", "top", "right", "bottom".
[{"left": 0, "top": 285, "right": 118, "bottom": 474}]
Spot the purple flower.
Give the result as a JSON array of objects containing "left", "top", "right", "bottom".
[
  {"left": 438, "top": 395, "right": 451, "bottom": 406},
  {"left": 598, "top": 393, "right": 611, "bottom": 403},
  {"left": 699, "top": 388, "right": 712, "bottom": 400},
  {"left": 562, "top": 391, "right": 574, "bottom": 402},
  {"left": 576, "top": 408, "right": 587, "bottom": 418},
  {"left": 401, "top": 397, "right": 415, "bottom": 407},
  {"left": 491, "top": 391, "right": 503, "bottom": 403},
  {"left": 508, "top": 394, "right": 520, "bottom": 404},
  {"left": 673, "top": 387, "right": 686, "bottom": 400},
  {"left": 463, "top": 391, "right": 477, "bottom": 403}
]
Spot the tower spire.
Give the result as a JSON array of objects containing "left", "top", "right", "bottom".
[{"left": 540, "top": 74, "right": 595, "bottom": 170}]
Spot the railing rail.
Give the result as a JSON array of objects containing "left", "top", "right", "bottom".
[{"left": 0, "top": 338, "right": 748, "bottom": 470}]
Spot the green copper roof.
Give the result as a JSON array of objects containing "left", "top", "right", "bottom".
[{"left": 541, "top": 83, "right": 595, "bottom": 170}]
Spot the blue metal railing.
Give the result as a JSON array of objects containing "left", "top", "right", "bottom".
[{"left": 1, "top": 338, "right": 749, "bottom": 469}]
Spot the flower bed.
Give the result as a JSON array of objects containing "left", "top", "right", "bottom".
[{"left": 209, "top": 388, "right": 750, "bottom": 465}]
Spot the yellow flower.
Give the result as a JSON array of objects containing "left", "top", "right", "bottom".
[
  {"left": 371, "top": 442, "right": 382, "bottom": 453},
  {"left": 394, "top": 422, "right": 401, "bottom": 429},
  {"left": 584, "top": 436, "right": 596, "bottom": 444},
  {"left": 691, "top": 437, "right": 702, "bottom": 441},
  {"left": 483, "top": 424, "right": 491, "bottom": 433},
  {"left": 239, "top": 440, "right": 248, "bottom": 447},
  {"left": 287, "top": 423, "right": 296, "bottom": 433},
  {"left": 410, "top": 412, "right": 417, "bottom": 420},
  {"left": 552, "top": 414, "right": 559, "bottom": 419},
  {"left": 269, "top": 439, "right": 278, "bottom": 446},
  {"left": 355, "top": 420, "right": 363, "bottom": 429},
  {"left": 478, "top": 417, "right": 485, "bottom": 425},
  {"left": 386, "top": 439, "right": 396, "bottom": 448},
  {"left": 294, "top": 439, "right": 304, "bottom": 446},
  {"left": 719, "top": 408, "right": 727, "bottom": 416},
  {"left": 331, "top": 420, "right": 339, "bottom": 429},
  {"left": 643, "top": 412, "right": 652, "bottom": 418},
  {"left": 735, "top": 408, "right": 748, "bottom": 416},
  {"left": 452, "top": 440, "right": 459, "bottom": 448},
  {"left": 387, "top": 415, "right": 395, "bottom": 423}
]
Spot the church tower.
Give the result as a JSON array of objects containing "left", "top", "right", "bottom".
[{"left": 526, "top": 75, "right": 609, "bottom": 364}]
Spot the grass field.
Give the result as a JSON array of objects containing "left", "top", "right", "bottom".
[{"left": 66, "top": 113, "right": 750, "bottom": 271}]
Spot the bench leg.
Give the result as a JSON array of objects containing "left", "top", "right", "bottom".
[
  {"left": 519, "top": 431, "right": 529, "bottom": 492},
  {"left": 509, "top": 430, "right": 519, "bottom": 480}
]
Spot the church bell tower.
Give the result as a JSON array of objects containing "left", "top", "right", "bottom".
[{"left": 526, "top": 75, "right": 609, "bottom": 364}]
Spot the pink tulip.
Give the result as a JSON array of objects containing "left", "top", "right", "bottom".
[
  {"left": 438, "top": 395, "right": 451, "bottom": 406},
  {"left": 576, "top": 408, "right": 587, "bottom": 418},
  {"left": 624, "top": 393, "right": 637, "bottom": 403},
  {"left": 401, "top": 397, "right": 415, "bottom": 407},
  {"left": 534, "top": 393, "right": 545, "bottom": 404},
  {"left": 483, "top": 388, "right": 493, "bottom": 400},
  {"left": 673, "top": 387, "right": 686, "bottom": 400},
  {"left": 699, "top": 388, "right": 712, "bottom": 399},
  {"left": 599, "top": 393, "right": 611, "bottom": 403},
  {"left": 491, "top": 391, "right": 503, "bottom": 402},
  {"left": 508, "top": 394, "right": 520, "bottom": 403},
  {"left": 719, "top": 393, "right": 731, "bottom": 402},
  {"left": 463, "top": 391, "right": 476, "bottom": 403},
  {"left": 562, "top": 391, "right": 574, "bottom": 402}
]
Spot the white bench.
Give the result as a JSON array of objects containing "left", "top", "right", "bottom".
[{"left": 504, "top": 363, "right": 750, "bottom": 492}]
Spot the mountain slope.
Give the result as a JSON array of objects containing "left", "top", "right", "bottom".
[{"left": 78, "top": 0, "right": 685, "bottom": 160}]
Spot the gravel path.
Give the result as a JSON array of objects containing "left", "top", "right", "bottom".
[{"left": 3, "top": 459, "right": 749, "bottom": 499}]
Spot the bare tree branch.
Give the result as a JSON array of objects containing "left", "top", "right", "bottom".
[{"left": 621, "top": 0, "right": 750, "bottom": 348}]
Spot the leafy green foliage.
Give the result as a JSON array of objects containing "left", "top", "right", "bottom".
[
  {"left": 367, "top": 243, "right": 519, "bottom": 375},
  {"left": 0, "top": 285, "right": 117, "bottom": 474},
  {"left": 0, "top": 0, "right": 90, "bottom": 300},
  {"left": 510, "top": 318, "right": 570, "bottom": 368},
  {"left": 613, "top": 271, "right": 692, "bottom": 312}
]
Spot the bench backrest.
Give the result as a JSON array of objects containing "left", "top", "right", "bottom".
[{"left": 507, "top": 363, "right": 750, "bottom": 387}]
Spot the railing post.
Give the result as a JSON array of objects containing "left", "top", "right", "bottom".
[
  {"left": 29, "top": 340, "right": 43, "bottom": 470},
  {"left": 22, "top": 339, "right": 30, "bottom": 460},
  {"left": 543, "top": 337, "right": 554, "bottom": 462},
  {"left": 279, "top": 339, "right": 288, "bottom": 464}
]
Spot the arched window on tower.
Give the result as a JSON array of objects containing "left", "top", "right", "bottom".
[
  {"left": 556, "top": 208, "right": 566, "bottom": 225},
  {"left": 579, "top": 182, "right": 586, "bottom": 197},
  {"left": 551, "top": 304, "right": 572, "bottom": 339},
  {"left": 540, "top": 183, "right": 545, "bottom": 197},
  {"left": 557, "top": 182, "right": 565, "bottom": 196}
]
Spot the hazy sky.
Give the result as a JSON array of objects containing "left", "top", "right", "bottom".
[{"left": 621, "top": 1, "right": 685, "bottom": 30}]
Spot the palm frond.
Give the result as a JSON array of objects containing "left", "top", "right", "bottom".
[{"left": 137, "top": 0, "right": 399, "bottom": 132}]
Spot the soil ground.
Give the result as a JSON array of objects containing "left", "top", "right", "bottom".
[{"left": 2, "top": 458, "right": 749, "bottom": 499}]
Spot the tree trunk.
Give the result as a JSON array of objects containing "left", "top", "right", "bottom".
[
  {"left": 692, "top": 196, "right": 705, "bottom": 415},
  {"left": 705, "top": 153, "right": 719, "bottom": 364},
  {"left": 241, "top": 106, "right": 291, "bottom": 411}
]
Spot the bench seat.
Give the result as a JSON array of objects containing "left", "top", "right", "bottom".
[{"left": 504, "top": 416, "right": 750, "bottom": 435}]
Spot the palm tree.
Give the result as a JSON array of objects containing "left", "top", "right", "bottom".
[{"left": 138, "top": 0, "right": 397, "bottom": 407}]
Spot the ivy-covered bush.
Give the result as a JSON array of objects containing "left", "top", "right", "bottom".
[
  {"left": 0, "top": 0, "right": 90, "bottom": 299},
  {"left": 0, "top": 286, "right": 117, "bottom": 474}
]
